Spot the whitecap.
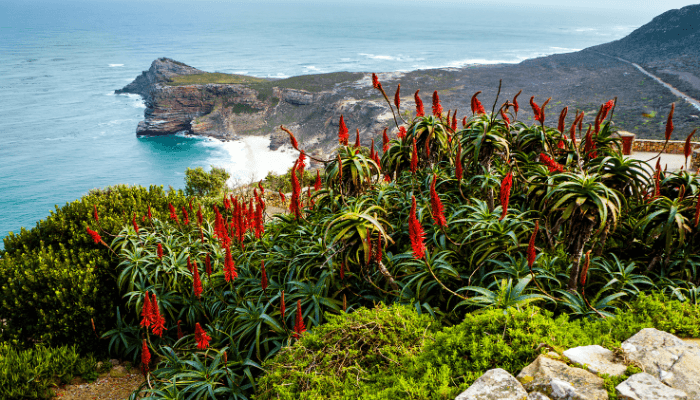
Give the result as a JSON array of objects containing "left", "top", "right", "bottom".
[{"left": 109, "top": 64, "right": 124, "bottom": 67}]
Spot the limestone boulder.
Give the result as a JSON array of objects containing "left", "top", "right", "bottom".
[
  {"left": 563, "top": 345, "right": 627, "bottom": 376},
  {"left": 516, "top": 355, "right": 607, "bottom": 400},
  {"left": 621, "top": 328, "right": 700, "bottom": 397},
  {"left": 615, "top": 372, "right": 687, "bottom": 400},
  {"left": 455, "top": 368, "right": 528, "bottom": 400}
]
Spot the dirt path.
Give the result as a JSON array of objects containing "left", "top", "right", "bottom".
[{"left": 54, "top": 365, "right": 144, "bottom": 400}]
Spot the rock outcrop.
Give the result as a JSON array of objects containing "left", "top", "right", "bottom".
[
  {"left": 452, "top": 329, "right": 700, "bottom": 400},
  {"left": 115, "top": 58, "right": 204, "bottom": 98}
]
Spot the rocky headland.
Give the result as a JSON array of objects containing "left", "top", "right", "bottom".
[{"left": 117, "top": 4, "right": 700, "bottom": 158}]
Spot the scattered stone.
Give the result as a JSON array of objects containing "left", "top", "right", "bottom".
[
  {"left": 516, "top": 355, "right": 607, "bottom": 400},
  {"left": 455, "top": 368, "right": 528, "bottom": 400},
  {"left": 109, "top": 359, "right": 120, "bottom": 366},
  {"left": 528, "top": 393, "right": 552, "bottom": 400},
  {"left": 563, "top": 345, "right": 627, "bottom": 376},
  {"left": 621, "top": 328, "right": 700, "bottom": 397},
  {"left": 109, "top": 365, "right": 128, "bottom": 378},
  {"left": 616, "top": 372, "right": 687, "bottom": 400}
]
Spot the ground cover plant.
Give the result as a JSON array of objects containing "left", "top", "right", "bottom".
[{"left": 3, "top": 74, "right": 700, "bottom": 399}]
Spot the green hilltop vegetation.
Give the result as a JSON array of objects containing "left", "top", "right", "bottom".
[{"left": 2, "top": 79, "right": 700, "bottom": 399}]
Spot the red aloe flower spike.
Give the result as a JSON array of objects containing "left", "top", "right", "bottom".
[
  {"left": 86, "top": 226, "right": 102, "bottom": 244},
  {"left": 372, "top": 73, "right": 381, "bottom": 90},
  {"left": 462, "top": 116, "right": 467, "bottom": 127},
  {"left": 157, "top": 243, "right": 163, "bottom": 259},
  {"left": 540, "top": 153, "right": 564, "bottom": 173},
  {"left": 261, "top": 261, "right": 268, "bottom": 291},
  {"left": 456, "top": 144, "right": 463, "bottom": 183},
  {"left": 570, "top": 112, "right": 582, "bottom": 146},
  {"left": 451, "top": 110, "right": 458, "bottom": 131},
  {"left": 290, "top": 162, "right": 302, "bottom": 219},
  {"left": 279, "top": 189, "right": 286, "bottom": 203},
  {"left": 258, "top": 180, "right": 265, "bottom": 196},
  {"left": 141, "top": 339, "right": 150, "bottom": 376},
  {"left": 472, "top": 92, "right": 486, "bottom": 115},
  {"left": 384, "top": 174, "right": 391, "bottom": 183},
  {"left": 600, "top": 99, "right": 614, "bottom": 122},
  {"left": 685, "top": 129, "right": 697, "bottom": 164},
  {"left": 382, "top": 128, "right": 390, "bottom": 152},
  {"left": 281, "top": 125, "right": 300, "bottom": 150},
  {"left": 414, "top": 90, "right": 424, "bottom": 117},
  {"left": 397, "top": 126, "right": 407, "bottom": 140},
  {"left": 499, "top": 172, "right": 513, "bottom": 221},
  {"left": 666, "top": 103, "right": 675, "bottom": 141},
  {"left": 140, "top": 291, "right": 152, "bottom": 328},
  {"left": 340, "top": 261, "right": 345, "bottom": 280},
  {"left": 338, "top": 115, "right": 349, "bottom": 145},
  {"left": 694, "top": 192, "right": 700, "bottom": 227},
  {"left": 338, "top": 154, "right": 343, "bottom": 181},
  {"left": 580, "top": 251, "right": 591, "bottom": 286},
  {"left": 132, "top": 213, "right": 139, "bottom": 236},
  {"left": 177, "top": 320, "right": 183, "bottom": 339},
  {"left": 205, "top": 253, "right": 211, "bottom": 277},
  {"left": 410, "top": 138, "right": 418, "bottom": 173},
  {"left": 500, "top": 109, "right": 511, "bottom": 127},
  {"left": 224, "top": 246, "right": 237, "bottom": 282},
  {"left": 93, "top": 205, "right": 99, "bottom": 222},
  {"left": 540, "top": 98, "right": 551, "bottom": 124},
  {"left": 394, "top": 84, "right": 400, "bottom": 110},
  {"left": 432, "top": 91, "right": 443, "bottom": 117},
  {"left": 654, "top": 170, "right": 661, "bottom": 198},
  {"left": 530, "top": 97, "right": 542, "bottom": 123},
  {"left": 280, "top": 290, "right": 286, "bottom": 320},
  {"left": 194, "top": 323, "right": 211, "bottom": 349},
  {"left": 355, "top": 129, "right": 361, "bottom": 148},
  {"left": 512, "top": 90, "right": 522, "bottom": 113},
  {"left": 148, "top": 205, "right": 152, "bottom": 221},
  {"left": 193, "top": 261, "right": 203, "bottom": 298},
  {"left": 314, "top": 170, "right": 322, "bottom": 191},
  {"left": 430, "top": 174, "right": 447, "bottom": 228},
  {"left": 293, "top": 300, "right": 306, "bottom": 338},
  {"left": 375, "top": 233, "right": 382, "bottom": 263},
  {"left": 409, "top": 195, "right": 427, "bottom": 259},
  {"left": 528, "top": 221, "right": 539, "bottom": 268},
  {"left": 182, "top": 206, "right": 189, "bottom": 225},
  {"left": 150, "top": 293, "right": 166, "bottom": 337},
  {"left": 168, "top": 203, "right": 179, "bottom": 223},
  {"left": 558, "top": 107, "right": 568, "bottom": 133}
]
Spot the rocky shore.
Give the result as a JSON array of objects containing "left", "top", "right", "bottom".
[{"left": 117, "top": 4, "right": 700, "bottom": 158}]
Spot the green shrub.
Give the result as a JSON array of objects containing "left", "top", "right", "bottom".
[
  {"left": 0, "top": 185, "right": 191, "bottom": 355},
  {"left": 184, "top": 166, "right": 230, "bottom": 197},
  {"left": 0, "top": 343, "right": 96, "bottom": 400},
  {"left": 255, "top": 304, "right": 441, "bottom": 400}
]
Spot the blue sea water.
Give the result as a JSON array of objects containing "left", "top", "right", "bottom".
[{"left": 0, "top": 0, "right": 671, "bottom": 247}]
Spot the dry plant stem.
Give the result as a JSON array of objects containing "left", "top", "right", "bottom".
[
  {"left": 377, "top": 261, "right": 399, "bottom": 291},
  {"left": 377, "top": 87, "right": 402, "bottom": 130},
  {"left": 423, "top": 257, "right": 469, "bottom": 300},
  {"left": 489, "top": 79, "right": 503, "bottom": 124},
  {"left": 582, "top": 287, "right": 607, "bottom": 319}
]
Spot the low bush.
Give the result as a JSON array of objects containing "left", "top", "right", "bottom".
[
  {"left": 0, "top": 185, "right": 191, "bottom": 355},
  {"left": 0, "top": 343, "right": 96, "bottom": 400}
]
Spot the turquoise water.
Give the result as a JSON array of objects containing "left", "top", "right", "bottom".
[{"left": 0, "top": 0, "right": 669, "bottom": 247}]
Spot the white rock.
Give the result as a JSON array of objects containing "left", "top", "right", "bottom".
[
  {"left": 621, "top": 328, "right": 700, "bottom": 397},
  {"left": 615, "top": 372, "right": 687, "bottom": 400},
  {"left": 455, "top": 368, "right": 528, "bottom": 400},
  {"left": 516, "top": 355, "right": 607, "bottom": 400},
  {"left": 563, "top": 345, "right": 627, "bottom": 376},
  {"left": 528, "top": 393, "right": 552, "bottom": 400}
]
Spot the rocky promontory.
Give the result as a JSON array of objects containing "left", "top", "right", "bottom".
[{"left": 118, "top": 4, "right": 700, "bottom": 156}]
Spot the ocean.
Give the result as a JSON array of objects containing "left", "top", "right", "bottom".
[{"left": 0, "top": 0, "right": 668, "bottom": 247}]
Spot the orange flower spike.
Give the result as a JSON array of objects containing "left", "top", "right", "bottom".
[
  {"left": 527, "top": 221, "right": 539, "bottom": 268},
  {"left": 665, "top": 103, "right": 675, "bottom": 141},
  {"left": 338, "top": 115, "right": 349, "bottom": 145},
  {"left": 432, "top": 91, "right": 443, "bottom": 117},
  {"left": 557, "top": 107, "right": 568, "bottom": 133},
  {"left": 530, "top": 97, "right": 542, "bottom": 123},
  {"left": 414, "top": 90, "right": 424, "bottom": 117},
  {"left": 512, "top": 90, "right": 522, "bottom": 113},
  {"left": 499, "top": 172, "right": 513, "bottom": 221},
  {"left": 685, "top": 129, "right": 697, "bottom": 163}
]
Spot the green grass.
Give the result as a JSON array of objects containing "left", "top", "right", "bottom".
[{"left": 167, "top": 72, "right": 268, "bottom": 86}]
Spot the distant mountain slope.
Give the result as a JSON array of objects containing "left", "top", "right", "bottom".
[
  {"left": 590, "top": 4, "right": 700, "bottom": 100},
  {"left": 590, "top": 4, "right": 700, "bottom": 64}
]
